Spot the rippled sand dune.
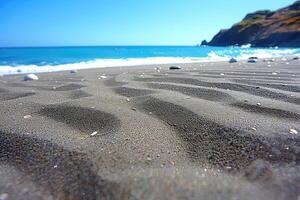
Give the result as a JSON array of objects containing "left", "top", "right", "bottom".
[{"left": 0, "top": 59, "right": 299, "bottom": 200}]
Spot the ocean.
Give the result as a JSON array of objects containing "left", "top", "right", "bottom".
[{"left": 0, "top": 46, "right": 299, "bottom": 74}]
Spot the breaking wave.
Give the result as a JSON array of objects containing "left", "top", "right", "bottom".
[{"left": 0, "top": 47, "right": 299, "bottom": 75}]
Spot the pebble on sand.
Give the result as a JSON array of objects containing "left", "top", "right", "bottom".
[
  {"left": 289, "top": 128, "right": 298, "bottom": 135},
  {"left": 169, "top": 66, "right": 182, "bottom": 70},
  {"left": 126, "top": 98, "right": 130, "bottom": 102},
  {"left": 70, "top": 69, "right": 78, "bottom": 73},
  {"left": 146, "top": 156, "right": 152, "bottom": 161},
  {"left": 257, "top": 103, "right": 261, "bottom": 106},
  {"left": 131, "top": 108, "right": 137, "bottom": 111},
  {"left": 98, "top": 75, "right": 107, "bottom": 79},
  {"left": 91, "top": 131, "right": 98, "bottom": 136},
  {"left": 229, "top": 58, "right": 237, "bottom": 63},
  {"left": 271, "top": 72, "right": 278, "bottom": 75},
  {"left": 24, "top": 74, "right": 39, "bottom": 81},
  {"left": 23, "top": 115, "right": 32, "bottom": 119},
  {"left": 248, "top": 57, "right": 258, "bottom": 63},
  {"left": 154, "top": 67, "right": 162, "bottom": 72},
  {"left": 220, "top": 73, "right": 225, "bottom": 76}
]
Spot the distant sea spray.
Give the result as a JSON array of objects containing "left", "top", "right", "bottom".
[{"left": 0, "top": 46, "right": 299, "bottom": 74}]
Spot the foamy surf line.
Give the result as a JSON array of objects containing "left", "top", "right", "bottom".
[
  {"left": 0, "top": 57, "right": 227, "bottom": 75},
  {"left": 0, "top": 48, "right": 299, "bottom": 75}
]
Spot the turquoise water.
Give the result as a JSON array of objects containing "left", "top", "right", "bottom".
[{"left": 0, "top": 46, "right": 299, "bottom": 74}]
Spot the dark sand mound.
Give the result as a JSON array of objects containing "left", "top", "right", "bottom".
[
  {"left": 0, "top": 92, "right": 35, "bottom": 101},
  {"left": 68, "top": 90, "right": 92, "bottom": 100},
  {"left": 135, "top": 77, "right": 300, "bottom": 104},
  {"left": 135, "top": 97, "right": 300, "bottom": 170},
  {"left": 196, "top": 74, "right": 295, "bottom": 82},
  {"left": 38, "top": 105, "right": 120, "bottom": 134},
  {"left": 30, "top": 83, "right": 86, "bottom": 91},
  {"left": 5, "top": 82, "right": 30, "bottom": 88},
  {"left": 104, "top": 77, "right": 127, "bottom": 87},
  {"left": 114, "top": 87, "right": 154, "bottom": 97},
  {"left": 0, "top": 130, "right": 123, "bottom": 200},
  {"left": 5, "top": 82, "right": 86, "bottom": 92},
  {"left": 231, "top": 102, "right": 300, "bottom": 120},
  {"left": 147, "top": 83, "right": 235, "bottom": 102},
  {"left": 234, "top": 80, "right": 300, "bottom": 92},
  {"left": 51, "top": 83, "right": 86, "bottom": 91},
  {"left": 196, "top": 71, "right": 297, "bottom": 77},
  {"left": 39, "top": 76, "right": 85, "bottom": 83}
]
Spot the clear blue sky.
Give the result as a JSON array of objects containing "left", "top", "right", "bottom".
[{"left": 0, "top": 0, "right": 296, "bottom": 47}]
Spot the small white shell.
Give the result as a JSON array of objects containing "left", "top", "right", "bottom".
[{"left": 91, "top": 131, "right": 98, "bottom": 136}]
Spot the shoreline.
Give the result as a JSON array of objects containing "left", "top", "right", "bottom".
[{"left": 0, "top": 52, "right": 299, "bottom": 75}]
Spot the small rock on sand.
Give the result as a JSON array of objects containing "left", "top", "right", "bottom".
[
  {"left": 98, "top": 75, "right": 107, "bottom": 79},
  {"left": 24, "top": 74, "right": 39, "bottom": 81},
  {"left": 229, "top": 58, "right": 237, "bottom": 63},
  {"left": 146, "top": 156, "right": 152, "bottom": 161},
  {"left": 70, "top": 69, "right": 78, "bottom": 73},
  {"left": 91, "top": 131, "right": 98, "bottom": 136},
  {"left": 23, "top": 115, "right": 32, "bottom": 119},
  {"left": 248, "top": 57, "right": 258, "bottom": 63},
  {"left": 169, "top": 66, "right": 181, "bottom": 70},
  {"left": 289, "top": 128, "right": 298, "bottom": 135},
  {"left": 257, "top": 103, "right": 261, "bottom": 106}
]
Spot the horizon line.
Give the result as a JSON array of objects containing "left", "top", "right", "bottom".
[{"left": 0, "top": 44, "right": 202, "bottom": 48}]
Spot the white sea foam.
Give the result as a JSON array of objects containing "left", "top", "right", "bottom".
[
  {"left": 0, "top": 57, "right": 227, "bottom": 75},
  {"left": 0, "top": 48, "right": 299, "bottom": 75}
]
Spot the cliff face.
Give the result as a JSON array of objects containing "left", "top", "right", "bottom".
[{"left": 206, "top": 1, "right": 300, "bottom": 47}]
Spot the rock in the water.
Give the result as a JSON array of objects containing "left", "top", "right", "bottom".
[
  {"left": 169, "top": 66, "right": 182, "bottom": 70},
  {"left": 24, "top": 74, "right": 39, "bottom": 81},
  {"left": 201, "top": 40, "right": 209, "bottom": 46},
  {"left": 229, "top": 58, "right": 237, "bottom": 63}
]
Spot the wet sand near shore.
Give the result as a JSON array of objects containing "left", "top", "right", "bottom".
[{"left": 0, "top": 58, "right": 299, "bottom": 200}]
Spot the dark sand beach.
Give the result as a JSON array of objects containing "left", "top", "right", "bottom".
[{"left": 0, "top": 58, "right": 300, "bottom": 199}]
